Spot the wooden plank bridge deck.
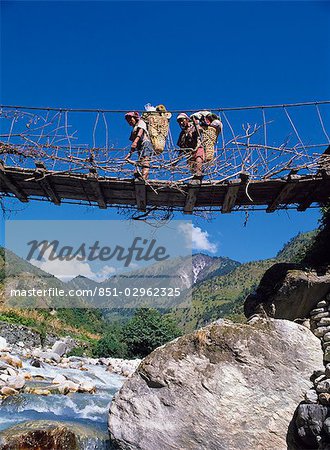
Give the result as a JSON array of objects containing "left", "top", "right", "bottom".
[{"left": 0, "top": 162, "right": 329, "bottom": 214}]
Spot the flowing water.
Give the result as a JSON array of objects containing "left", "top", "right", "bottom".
[{"left": 0, "top": 358, "right": 126, "bottom": 448}]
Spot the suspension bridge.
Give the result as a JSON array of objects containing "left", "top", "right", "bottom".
[{"left": 0, "top": 101, "right": 329, "bottom": 216}]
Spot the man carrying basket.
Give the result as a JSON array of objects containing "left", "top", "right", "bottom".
[{"left": 125, "top": 111, "right": 154, "bottom": 180}]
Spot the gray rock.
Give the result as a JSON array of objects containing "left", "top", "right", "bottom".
[
  {"left": 324, "top": 347, "right": 330, "bottom": 363},
  {"left": 0, "top": 361, "right": 10, "bottom": 371},
  {"left": 324, "top": 332, "right": 330, "bottom": 342},
  {"left": 313, "top": 326, "right": 330, "bottom": 338},
  {"left": 304, "top": 389, "right": 319, "bottom": 404},
  {"left": 0, "top": 337, "right": 8, "bottom": 351},
  {"left": 324, "top": 416, "right": 330, "bottom": 437},
  {"left": 295, "top": 404, "right": 328, "bottom": 448},
  {"left": 318, "top": 317, "right": 330, "bottom": 326},
  {"left": 6, "top": 375, "right": 25, "bottom": 390},
  {"left": 312, "top": 369, "right": 325, "bottom": 379},
  {"left": 311, "top": 312, "right": 330, "bottom": 321},
  {"left": 311, "top": 307, "right": 327, "bottom": 316},
  {"left": 0, "top": 321, "right": 58, "bottom": 347},
  {"left": 316, "top": 379, "right": 330, "bottom": 393},
  {"left": 325, "top": 364, "right": 330, "bottom": 378},
  {"left": 109, "top": 319, "right": 323, "bottom": 450},
  {"left": 314, "top": 374, "right": 326, "bottom": 386},
  {"left": 319, "top": 393, "right": 330, "bottom": 405},
  {"left": 244, "top": 264, "right": 330, "bottom": 320},
  {"left": 37, "top": 351, "right": 61, "bottom": 363},
  {"left": 30, "top": 358, "right": 41, "bottom": 368},
  {"left": 51, "top": 341, "right": 67, "bottom": 357}
]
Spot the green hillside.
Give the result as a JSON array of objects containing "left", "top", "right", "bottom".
[{"left": 173, "top": 229, "right": 317, "bottom": 332}]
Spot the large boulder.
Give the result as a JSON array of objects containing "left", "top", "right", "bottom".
[
  {"left": 244, "top": 263, "right": 330, "bottom": 320},
  {"left": 109, "top": 318, "right": 323, "bottom": 450},
  {"left": 0, "top": 420, "right": 110, "bottom": 449}
]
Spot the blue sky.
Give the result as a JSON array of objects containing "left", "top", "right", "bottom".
[{"left": 0, "top": 1, "right": 329, "bottom": 263}]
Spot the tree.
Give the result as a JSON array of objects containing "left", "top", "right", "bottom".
[
  {"left": 92, "top": 331, "right": 128, "bottom": 358},
  {"left": 124, "top": 308, "right": 181, "bottom": 358}
]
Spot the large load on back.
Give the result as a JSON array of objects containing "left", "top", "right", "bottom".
[
  {"left": 142, "top": 104, "right": 172, "bottom": 154},
  {"left": 190, "top": 111, "right": 223, "bottom": 162}
]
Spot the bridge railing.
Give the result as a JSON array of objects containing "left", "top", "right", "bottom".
[{"left": 0, "top": 101, "right": 329, "bottom": 183}]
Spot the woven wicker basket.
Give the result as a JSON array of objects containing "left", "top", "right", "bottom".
[
  {"left": 142, "top": 112, "right": 172, "bottom": 154},
  {"left": 201, "top": 126, "right": 219, "bottom": 162}
]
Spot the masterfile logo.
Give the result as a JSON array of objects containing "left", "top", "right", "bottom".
[{"left": 5, "top": 220, "right": 193, "bottom": 309}]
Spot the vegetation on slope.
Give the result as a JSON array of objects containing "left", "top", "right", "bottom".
[
  {"left": 302, "top": 205, "right": 330, "bottom": 267},
  {"left": 173, "top": 228, "right": 318, "bottom": 332}
]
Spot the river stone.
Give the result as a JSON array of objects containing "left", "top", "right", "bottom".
[
  {"left": 109, "top": 318, "right": 323, "bottom": 450},
  {"left": 30, "top": 358, "right": 42, "bottom": 368},
  {"left": 0, "top": 337, "right": 8, "bottom": 352},
  {"left": 0, "top": 374, "right": 9, "bottom": 382},
  {"left": 78, "top": 381, "right": 96, "bottom": 393},
  {"left": 58, "top": 381, "right": 79, "bottom": 395},
  {"left": 0, "top": 354, "right": 22, "bottom": 369},
  {"left": 51, "top": 341, "right": 68, "bottom": 357},
  {"left": 0, "top": 361, "right": 10, "bottom": 371},
  {"left": 37, "top": 351, "right": 61, "bottom": 363},
  {"left": 52, "top": 374, "right": 67, "bottom": 384},
  {"left": 1, "top": 386, "right": 18, "bottom": 396},
  {"left": 6, "top": 367, "right": 18, "bottom": 378},
  {"left": 0, "top": 420, "right": 110, "bottom": 450},
  {"left": 6, "top": 375, "right": 25, "bottom": 390}
]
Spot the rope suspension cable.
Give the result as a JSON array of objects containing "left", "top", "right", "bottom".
[{"left": 1, "top": 100, "right": 330, "bottom": 113}]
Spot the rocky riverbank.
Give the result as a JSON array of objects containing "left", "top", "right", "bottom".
[
  {"left": 0, "top": 333, "right": 140, "bottom": 399},
  {"left": 0, "top": 325, "right": 141, "bottom": 450}
]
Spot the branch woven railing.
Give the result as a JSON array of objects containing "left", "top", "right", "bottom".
[{"left": 0, "top": 101, "right": 329, "bottom": 186}]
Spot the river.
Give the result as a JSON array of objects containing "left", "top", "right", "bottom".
[{"left": 0, "top": 357, "right": 127, "bottom": 448}]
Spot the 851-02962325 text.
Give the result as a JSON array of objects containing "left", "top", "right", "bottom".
[{"left": 9, "top": 287, "right": 183, "bottom": 299}]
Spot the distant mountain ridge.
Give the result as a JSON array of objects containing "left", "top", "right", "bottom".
[
  {"left": 0, "top": 228, "right": 317, "bottom": 334},
  {"left": 68, "top": 253, "right": 240, "bottom": 289}
]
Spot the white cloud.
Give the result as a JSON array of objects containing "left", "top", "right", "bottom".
[
  {"left": 30, "top": 248, "right": 116, "bottom": 282},
  {"left": 96, "top": 265, "right": 116, "bottom": 281},
  {"left": 178, "top": 223, "right": 217, "bottom": 253}
]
